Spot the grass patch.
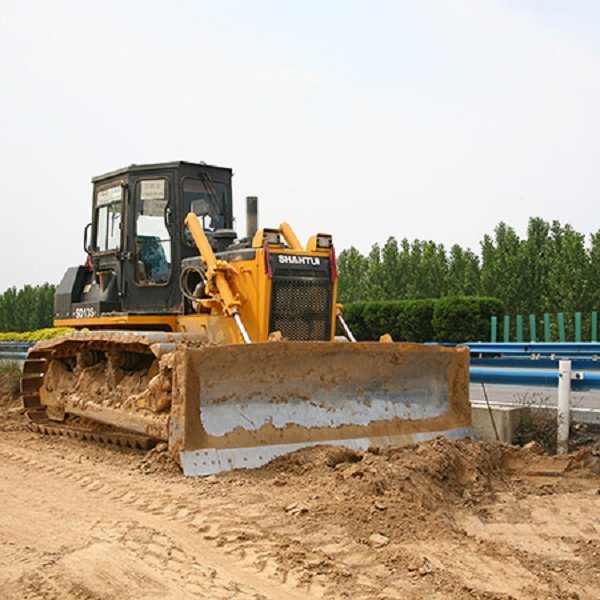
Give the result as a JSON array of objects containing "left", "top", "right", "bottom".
[
  {"left": 0, "top": 362, "right": 21, "bottom": 402},
  {"left": 516, "top": 399, "right": 558, "bottom": 453},
  {"left": 0, "top": 361, "right": 21, "bottom": 377},
  {"left": 514, "top": 391, "right": 594, "bottom": 453}
]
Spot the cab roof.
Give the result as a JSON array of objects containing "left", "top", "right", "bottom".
[{"left": 91, "top": 161, "right": 233, "bottom": 183}]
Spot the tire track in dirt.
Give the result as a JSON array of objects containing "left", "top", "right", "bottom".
[
  {"left": 2, "top": 430, "right": 599, "bottom": 599},
  {"left": 0, "top": 441, "right": 502, "bottom": 599},
  {"left": 0, "top": 440, "right": 318, "bottom": 599},
  {"left": 0, "top": 441, "right": 402, "bottom": 598}
]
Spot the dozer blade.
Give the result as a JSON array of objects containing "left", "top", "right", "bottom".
[{"left": 170, "top": 342, "right": 472, "bottom": 476}]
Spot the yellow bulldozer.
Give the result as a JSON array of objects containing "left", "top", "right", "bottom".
[{"left": 22, "top": 161, "right": 472, "bottom": 475}]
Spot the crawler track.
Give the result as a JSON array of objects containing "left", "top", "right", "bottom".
[
  {"left": 21, "top": 342, "right": 156, "bottom": 449},
  {"left": 28, "top": 418, "right": 156, "bottom": 449},
  {"left": 19, "top": 331, "right": 201, "bottom": 451}
]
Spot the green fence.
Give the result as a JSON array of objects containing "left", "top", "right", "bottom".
[{"left": 490, "top": 311, "right": 598, "bottom": 342}]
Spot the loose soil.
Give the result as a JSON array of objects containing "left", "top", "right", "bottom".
[{"left": 0, "top": 383, "right": 599, "bottom": 599}]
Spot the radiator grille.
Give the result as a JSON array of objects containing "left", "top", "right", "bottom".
[{"left": 269, "top": 277, "right": 332, "bottom": 341}]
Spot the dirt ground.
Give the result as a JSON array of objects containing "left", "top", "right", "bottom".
[{"left": 1, "top": 374, "right": 599, "bottom": 599}]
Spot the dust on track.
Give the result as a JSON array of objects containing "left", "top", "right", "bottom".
[{"left": 0, "top": 381, "right": 599, "bottom": 599}]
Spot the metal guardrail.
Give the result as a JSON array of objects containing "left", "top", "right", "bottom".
[
  {"left": 472, "top": 357, "right": 600, "bottom": 370},
  {"left": 470, "top": 366, "right": 600, "bottom": 392},
  {"left": 0, "top": 341, "right": 34, "bottom": 362},
  {"left": 463, "top": 342, "right": 600, "bottom": 391},
  {"left": 467, "top": 342, "right": 600, "bottom": 358},
  {"left": 463, "top": 342, "right": 600, "bottom": 450}
]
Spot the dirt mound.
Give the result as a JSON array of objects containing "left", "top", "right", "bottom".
[
  {"left": 216, "top": 438, "right": 600, "bottom": 597},
  {"left": 138, "top": 442, "right": 181, "bottom": 476},
  {"left": 275, "top": 437, "right": 505, "bottom": 498},
  {"left": 256, "top": 438, "right": 512, "bottom": 542}
]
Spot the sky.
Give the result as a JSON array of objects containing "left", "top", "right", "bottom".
[{"left": 0, "top": 0, "right": 599, "bottom": 290}]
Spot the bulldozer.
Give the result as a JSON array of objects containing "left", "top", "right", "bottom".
[{"left": 22, "top": 161, "right": 472, "bottom": 475}]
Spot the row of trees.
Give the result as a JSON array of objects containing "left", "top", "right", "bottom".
[
  {"left": 1, "top": 217, "right": 597, "bottom": 332},
  {"left": 0, "top": 284, "right": 55, "bottom": 332},
  {"left": 338, "top": 218, "right": 600, "bottom": 316}
]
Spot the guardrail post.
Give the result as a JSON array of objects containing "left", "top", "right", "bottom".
[
  {"left": 557, "top": 359, "right": 571, "bottom": 455},
  {"left": 544, "top": 313, "right": 551, "bottom": 342},
  {"left": 490, "top": 316, "right": 497, "bottom": 342},
  {"left": 529, "top": 314, "right": 537, "bottom": 342},
  {"left": 557, "top": 312, "right": 566, "bottom": 342},
  {"left": 592, "top": 311, "right": 598, "bottom": 343},
  {"left": 574, "top": 312, "right": 582, "bottom": 342},
  {"left": 503, "top": 315, "right": 510, "bottom": 343},
  {"left": 516, "top": 315, "right": 523, "bottom": 343}
]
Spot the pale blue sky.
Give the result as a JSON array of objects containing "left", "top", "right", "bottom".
[{"left": 1, "top": 0, "right": 599, "bottom": 289}]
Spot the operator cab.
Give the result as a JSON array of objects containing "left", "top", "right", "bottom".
[{"left": 55, "top": 161, "right": 236, "bottom": 321}]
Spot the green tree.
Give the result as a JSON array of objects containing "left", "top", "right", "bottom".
[
  {"left": 588, "top": 230, "right": 600, "bottom": 310},
  {"left": 417, "top": 241, "right": 448, "bottom": 298},
  {"left": 333, "top": 217, "right": 598, "bottom": 319},
  {"left": 380, "top": 237, "right": 401, "bottom": 300},
  {"left": 547, "top": 222, "right": 588, "bottom": 314},
  {"left": 0, "top": 284, "right": 56, "bottom": 332},
  {"left": 447, "top": 245, "right": 480, "bottom": 296},
  {"left": 337, "top": 247, "right": 368, "bottom": 304},
  {"left": 518, "top": 217, "right": 553, "bottom": 314},
  {"left": 364, "top": 244, "right": 385, "bottom": 300},
  {"left": 0, "top": 287, "right": 17, "bottom": 330},
  {"left": 480, "top": 222, "right": 524, "bottom": 314}
]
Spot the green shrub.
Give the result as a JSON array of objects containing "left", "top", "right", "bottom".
[
  {"left": 341, "top": 296, "right": 503, "bottom": 342},
  {"left": 340, "top": 302, "right": 370, "bottom": 340},
  {"left": 432, "top": 296, "right": 504, "bottom": 343},
  {"left": 342, "top": 299, "right": 430, "bottom": 341},
  {"left": 0, "top": 327, "right": 75, "bottom": 342},
  {"left": 397, "top": 300, "right": 435, "bottom": 342},
  {"left": 362, "top": 301, "right": 405, "bottom": 340}
]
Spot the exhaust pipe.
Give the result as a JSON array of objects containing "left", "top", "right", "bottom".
[{"left": 246, "top": 196, "right": 258, "bottom": 240}]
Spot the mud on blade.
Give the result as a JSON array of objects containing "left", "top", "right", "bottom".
[{"left": 169, "top": 342, "right": 472, "bottom": 476}]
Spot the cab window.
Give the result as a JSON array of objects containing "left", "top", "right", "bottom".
[
  {"left": 95, "top": 185, "right": 123, "bottom": 252},
  {"left": 135, "top": 179, "right": 172, "bottom": 285},
  {"left": 182, "top": 178, "right": 228, "bottom": 245}
]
